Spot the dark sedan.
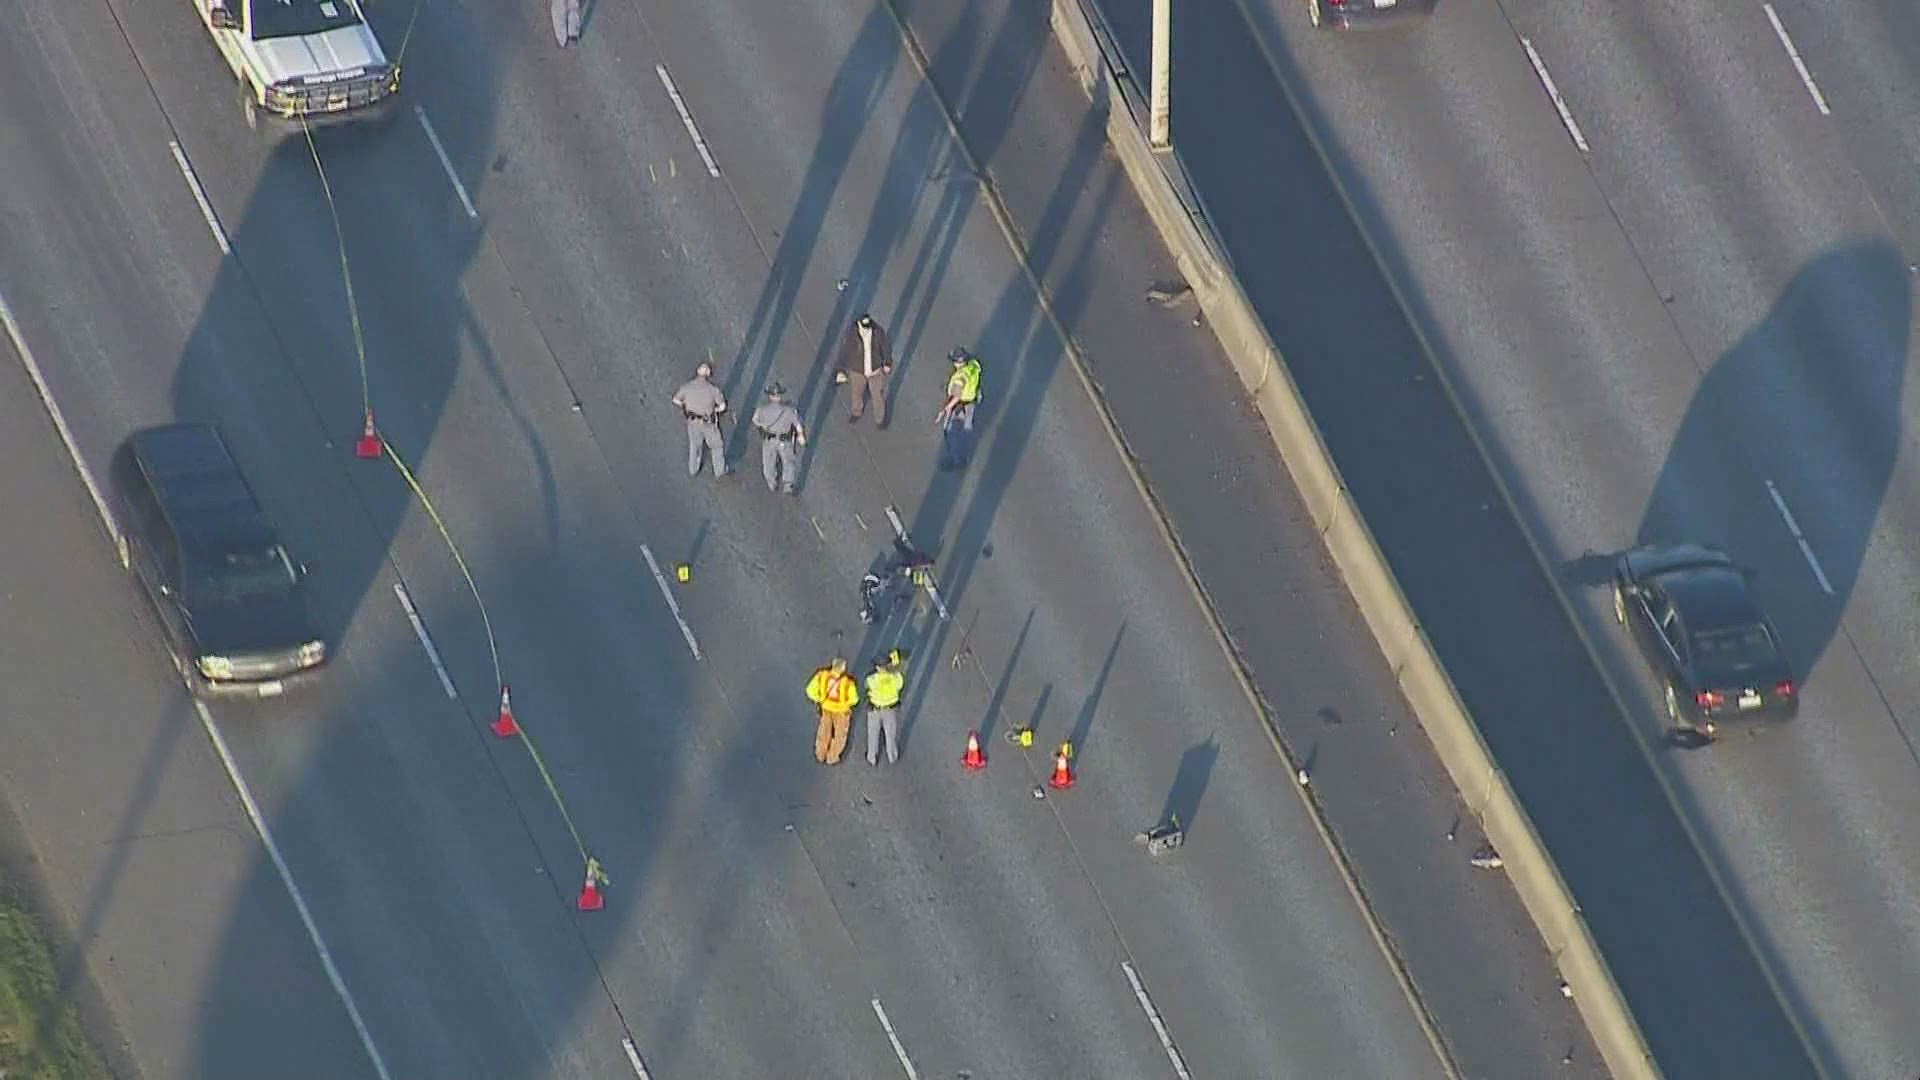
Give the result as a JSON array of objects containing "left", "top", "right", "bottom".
[
  {"left": 1612, "top": 544, "right": 1798, "bottom": 741},
  {"left": 1308, "top": 0, "right": 1437, "bottom": 31}
]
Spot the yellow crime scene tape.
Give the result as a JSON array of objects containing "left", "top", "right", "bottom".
[{"left": 298, "top": 92, "right": 606, "bottom": 907}]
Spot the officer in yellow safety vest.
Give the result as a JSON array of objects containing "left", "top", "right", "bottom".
[
  {"left": 806, "top": 657, "right": 861, "bottom": 765},
  {"left": 864, "top": 649, "right": 907, "bottom": 766},
  {"left": 936, "top": 347, "right": 983, "bottom": 470}
]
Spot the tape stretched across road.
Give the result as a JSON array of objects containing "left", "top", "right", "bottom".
[{"left": 1043, "top": 2, "right": 1660, "bottom": 1077}]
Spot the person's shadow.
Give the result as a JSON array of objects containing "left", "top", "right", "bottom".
[{"left": 1638, "top": 241, "right": 1909, "bottom": 691}]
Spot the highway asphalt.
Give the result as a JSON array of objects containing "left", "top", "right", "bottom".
[
  {"left": 3, "top": 0, "right": 1600, "bottom": 1075},
  {"left": 1091, "top": 0, "right": 1920, "bottom": 1075}
]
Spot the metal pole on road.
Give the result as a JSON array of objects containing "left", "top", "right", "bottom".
[{"left": 1149, "top": 0, "right": 1172, "bottom": 151}]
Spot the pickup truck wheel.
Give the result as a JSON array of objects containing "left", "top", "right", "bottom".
[
  {"left": 1612, "top": 583, "right": 1627, "bottom": 625},
  {"left": 240, "top": 81, "right": 260, "bottom": 132}
]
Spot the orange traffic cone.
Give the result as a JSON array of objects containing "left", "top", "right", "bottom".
[
  {"left": 491, "top": 685, "right": 521, "bottom": 737},
  {"left": 961, "top": 730, "right": 987, "bottom": 770},
  {"left": 577, "top": 857, "right": 607, "bottom": 912},
  {"left": 354, "top": 410, "right": 383, "bottom": 459},
  {"left": 1048, "top": 742, "right": 1075, "bottom": 790}
]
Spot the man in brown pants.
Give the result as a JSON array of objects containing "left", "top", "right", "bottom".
[
  {"left": 840, "top": 313, "right": 893, "bottom": 427},
  {"left": 805, "top": 657, "right": 861, "bottom": 764}
]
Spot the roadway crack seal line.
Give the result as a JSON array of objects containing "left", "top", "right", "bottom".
[
  {"left": 1160, "top": 0, "right": 1828, "bottom": 1073},
  {"left": 882, "top": 1, "right": 1451, "bottom": 1076}
]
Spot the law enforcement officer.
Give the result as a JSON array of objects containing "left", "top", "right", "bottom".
[
  {"left": 671, "top": 363, "right": 729, "bottom": 479},
  {"left": 550, "top": 0, "right": 581, "bottom": 46},
  {"left": 750, "top": 382, "right": 806, "bottom": 494}
]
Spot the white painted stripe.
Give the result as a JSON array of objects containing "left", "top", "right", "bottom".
[
  {"left": 869, "top": 998, "right": 919, "bottom": 1080},
  {"left": 7, "top": 288, "right": 389, "bottom": 1080},
  {"left": 393, "top": 581, "right": 458, "bottom": 698},
  {"left": 196, "top": 701, "right": 394, "bottom": 1080},
  {"left": 1764, "top": 4, "right": 1831, "bottom": 116},
  {"left": 414, "top": 106, "right": 479, "bottom": 221},
  {"left": 1764, "top": 480, "right": 1835, "bottom": 594},
  {"left": 655, "top": 64, "right": 722, "bottom": 178},
  {"left": 621, "top": 1036, "right": 653, "bottom": 1079},
  {"left": 639, "top": 543, "right": 703, "bottom": 660},
  {"left": 1121, "top": 961, "right": 1193, "bottom": 1080},
  {"left": 168, "top": 140, "right": 232, "bottom": 254},
  {"left": 1519, "top": 38, "right": 1590, "bottom": 154},
  {"left": 0, "top": 291, "right": 119, "bottom": 548}
]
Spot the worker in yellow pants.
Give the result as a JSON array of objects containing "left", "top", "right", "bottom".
[{"left": 806, "top": 657, "right": 861, "bottom": 764}]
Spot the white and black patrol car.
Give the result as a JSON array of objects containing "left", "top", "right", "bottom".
[{"left": 195, "top": 0, "right": 400, "bottom": 129}]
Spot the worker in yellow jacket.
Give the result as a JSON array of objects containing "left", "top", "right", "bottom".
[
  {"left": 806, "top": 657, "right": 861, "bottom": 764},
  {"left": 864, "top": 649, "right": 907, "bottom": 765}
]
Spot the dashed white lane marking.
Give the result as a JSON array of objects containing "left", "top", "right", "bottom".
[
  {"left": 414, "top": 106, "right": 480, "bottom": 221},
  {"left": 1520, "top": 38, "right": 1590, "bottom": 154},
  {"left": 195, "top": 701, "right": 395, "bottom": 1080},
  {"left": 639, "top": 543, "right": 703, "bottom": 660},
  {"left": 655, "top": 64, "right": 722, "bottom": 178},
  {"left": 1764, "top": 4, "right": 1831, "bottom": 116},
  {"left": 1765, "top": 480, "right": 1835, "bottom": 594},
  {"left": 168, "top": 140, "right": 231, "bottom": 254},
  {"left": 869, "top": 998, "right": 919, "bottom": 1080},
  {"left": 8, "top": 293, "right": 391, "bottom": 1080},
  {"left": 0, "top": 291, "right": 117, "bottom": 541},
  {"left": 1121, "top": 961, "right": 1193, "bottom": 1080},
  {"left": 393, "top": 581, "right": 458, "bottom": 698},
  {"left": 621, "top": 1036, "right": 653, "bottom": 1079}
]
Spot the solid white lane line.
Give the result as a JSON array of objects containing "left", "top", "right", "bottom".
[
  {"left": 655, "top": 65, "right": 722, "bottom": 178},
  {"left": 1763, "top": 4, "right": 1831, "bottom": 116},
  {"left": 194, "top": 699, "right": 394, "bottom": 1080},
  {"left": 0, "top": 292, "right": 118, "bottom": 545},
  {"left": 1765, "top": 480, "right": 1835, "bottom": 595},
  {"left": 414, "top": 106, "right": 480, "bottom": 221},
  {"left": 393, "top": 581, "right": 458, "bottom": 699},
  {"left": 639, "top": 543, "right": 703, "bottom": 660},
  {"left": 621, "top": 1036, "right": 653, "bottom": 1079},
  {"left": 869, "top": 998, "right": 919, "bottom": 1080},
  {"left": 167, "top": 140, "right": 232, "bottom": 254},
  {"left": 1519, "top": 38, "right": 1590, "bottom": 154},
  {"left": 8, "top": 293, "right": 390, "bottom": 1080},
  {"left": 1121, "top": 961, "right": 1193, "bottom": 1080}
]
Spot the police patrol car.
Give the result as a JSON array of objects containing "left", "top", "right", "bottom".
[{"left": 195, "top": 0, "right": 400, "bottom": 129}]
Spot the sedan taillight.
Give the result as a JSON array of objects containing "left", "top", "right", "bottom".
[
  {"left": 1695, "top": 690, "right": 1726, "bottom": 709},
  {"left": 1775, "top": 680, "right": 1796, "bottom": 697}
]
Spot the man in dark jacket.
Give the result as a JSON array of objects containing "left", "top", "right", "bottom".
[{"left": 839, "top": 313, "right": 893, "bottom": 426}]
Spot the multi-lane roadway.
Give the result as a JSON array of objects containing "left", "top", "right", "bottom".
[
  {"left": 1094, "top": 0, "right": 1920, "bottom": 1075},
  {"left": 0, "top": 0, "right": 1603, "bottom": 1076}
]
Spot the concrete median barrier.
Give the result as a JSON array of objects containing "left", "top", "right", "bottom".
[{"left": 1046, "top": 2, "right": 1659, "bottom": 1077}]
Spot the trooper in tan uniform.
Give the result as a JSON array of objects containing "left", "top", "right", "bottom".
[
  {"left": 670, "top": 363, "right": 729, "bottom": 479},
  {"left": 750, "top": 382, "right": 805, "bottom": 495},
  {"left": 839, "top": 313, "right": 894, "bottom": 427}
]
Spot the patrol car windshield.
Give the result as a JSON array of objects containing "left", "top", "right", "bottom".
[
  {"left": 249, "top": 0, "right": 363, "bottom": 40},
  {"left": 190, "top": 544, "right": 299, "bottom": 602}
]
